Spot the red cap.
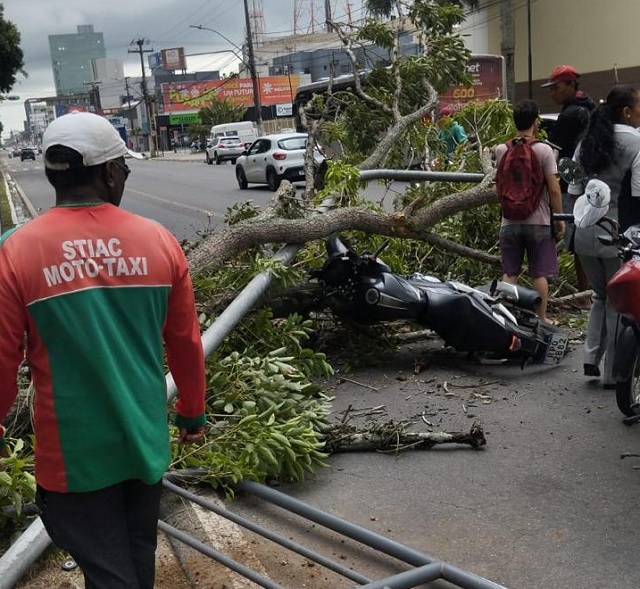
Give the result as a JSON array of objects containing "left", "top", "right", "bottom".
[
  {"left": 439, "top": 105, "right": 454, "bottom": 116},
  {"left": 541, "top": 65, "right": 579, "bottom": 87}
]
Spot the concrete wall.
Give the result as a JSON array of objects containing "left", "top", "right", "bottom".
[{"left": 486, "top": 0, "right": 640, "bottom": 110}]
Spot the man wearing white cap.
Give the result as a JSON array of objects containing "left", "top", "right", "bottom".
[{"left": 0, "top": 111, "right": 207, "bottom": 589}]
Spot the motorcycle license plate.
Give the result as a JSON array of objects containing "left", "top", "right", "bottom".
[{"left": 543, "top": 332, "right": 569, "bottom": 365}]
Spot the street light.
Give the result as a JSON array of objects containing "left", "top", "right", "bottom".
[
  {"left": 190, "top": 22, "right": 263, "bottom": 134},
  {"left": 189, "top": 25, "right": 246, "bottom": 68}
]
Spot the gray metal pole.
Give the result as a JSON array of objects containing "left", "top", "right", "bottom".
[
  {"left": 163, "top": 477, "right": 372, "bottom": 584},
  {"left": 0, "top": 518, "right": 51, "bottom": 589},
  {"left": 239, "top": 480, "right": 510, "bottom": 589},
  {"left": 166, "top": 242, "right": 302, "bottom": 400},
  {"left": 158, "top": 520, "right": 286, "bottom": 589},
  {"left": 358, "top": 170, "right": 485, "bottom": 183}
]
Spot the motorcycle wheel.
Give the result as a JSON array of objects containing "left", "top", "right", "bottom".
[{"left": 616, "top": 350, "right": 640, "bottom": 416}]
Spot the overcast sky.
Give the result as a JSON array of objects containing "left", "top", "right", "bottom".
[{"left": 0, "top": 0, "right": 366, "bottom": 139}]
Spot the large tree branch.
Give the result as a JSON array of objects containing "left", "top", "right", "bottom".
[
  {"left": 188, "top": 160, "right": 498, "bottom": 275},
  {"left": 359, "top": 90, "right": 437, "bottom": 170},
  {"left": 330, "top": 22, "right": 394, "bottom": 116}
]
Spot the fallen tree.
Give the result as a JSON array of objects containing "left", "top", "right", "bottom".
[{"left": 187, "top": 1, "right": 508, "bottom": 277}]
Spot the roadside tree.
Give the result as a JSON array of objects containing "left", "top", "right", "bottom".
[
  {"left": 188, "top": 0, "right": 510, "bottom": 277},
  {"left": 0, "top": 3, "right": 25, "bottom": 94},
  {"left": 199, "top": 97, "right": 248, "bottom": 127}
]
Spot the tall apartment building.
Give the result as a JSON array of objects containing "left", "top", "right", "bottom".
[{"left": 48, "top": 25, "right": 106, "bottom": 96}]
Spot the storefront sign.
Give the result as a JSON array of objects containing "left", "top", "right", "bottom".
[{"left": 161, "top": 75, "right": 300, "bottom": 113}]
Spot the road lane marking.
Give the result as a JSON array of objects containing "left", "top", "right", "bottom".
[{"left": 125, "top": 187, "right": 223, "bottom": 218}]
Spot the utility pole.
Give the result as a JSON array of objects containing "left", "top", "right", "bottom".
[
  {"left": 83, "top": 81, "right": 102, "bottom": 112},
  {"left": 123, "top": 77, "right": 136, "bottom": 143},
  {"left": 325, "top": 0, "right": 332, "bottom": 32},
  {"left": 500, "top": 0, "right": 516, "bottom": 103},
  {"left": 243, "top": 0, "right": 263, "bottom": 134},
  {"left": 129, "top": 38, "right": 156, "bottom": 156}
]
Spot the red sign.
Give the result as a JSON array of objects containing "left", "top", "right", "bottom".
[
  {"left": 439, "top": 55, "right": 505, "bottom": 111},
  {"left": 160, "top": 75, "right": 300, "bottom": 113}
]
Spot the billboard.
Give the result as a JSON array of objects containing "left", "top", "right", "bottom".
[
  {"left": 54, "top": 103, "right": 89, "bottom": 117},
  {"left": 161, "top": 47, "right": 187, "bottom": 72},
  {"left": 438, "top": 55, "right": 505, "bottom": 111},
  {"left": 160, "top": 75, "right": 300, "bottom": 113}
]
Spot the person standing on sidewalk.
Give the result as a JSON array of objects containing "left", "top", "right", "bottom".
[
  {"left": 542, "top": 65, "right": 596, "bottom": 301},
  {"left": 495, "top": 99, "right": 565, "bottom": 325},
  {"left": 569, "top": 84, "right": 640, "bottom": 388},
  {"left": 0, "top": 111, "right": 207, "bottom": 589}
]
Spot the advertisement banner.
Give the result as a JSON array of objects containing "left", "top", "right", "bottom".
[
  {"left": 54, "top": 103, "right": 89, "bottom": 117},
  {"left": 161, "top": 75, "right": 300, "bottom": 113},
  {"left": 161, "top": 47, "right": 187, "bottom": 72},
  {"left": 439, "top": 55, "right": 505, "bottom": 112}
]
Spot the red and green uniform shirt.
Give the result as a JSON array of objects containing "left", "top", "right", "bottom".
[{"left": 0, "top": 203, "right": 206, "bottom": 493}]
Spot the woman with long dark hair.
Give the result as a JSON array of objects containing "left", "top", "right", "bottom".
[{"left": 570, "top": 84, "right": 640, "bottom": 388}]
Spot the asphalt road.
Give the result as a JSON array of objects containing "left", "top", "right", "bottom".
[
  {"left": 1, "top": 150, "right": 405, "bottom": 240},
  {"left": 228, "top": 338, "right": 640, "bottom": 589},
  {"left": 2, "top": 151, "right": 275, "bottom": 240},
  {"left": 4, "top": 151, "right": 639, "bottom": 589}
]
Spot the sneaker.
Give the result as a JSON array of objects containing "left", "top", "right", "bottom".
[{"left": 584, "top": 363, "right": 601, "bottom": 377}]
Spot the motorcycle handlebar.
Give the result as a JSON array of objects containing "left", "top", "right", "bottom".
[
  {"left": 551, "top": 213, "right": 619, "bottom": 235},
  {"left": 552, "top": 213, "right": 574, "bottom": 223}
]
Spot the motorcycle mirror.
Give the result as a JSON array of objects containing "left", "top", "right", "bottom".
[
  {"left": 573, "top": 178, "right": 611, "bottom": 228},
  {"left": 372, "top": 239, "right": 390, "bottom": 258},
  {"left": 557, "top": 157, "right": 585, "bottom": 185}
]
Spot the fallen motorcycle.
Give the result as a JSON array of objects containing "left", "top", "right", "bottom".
[{"left": 311, "top": 235, "right": 568, "bottom": 366}]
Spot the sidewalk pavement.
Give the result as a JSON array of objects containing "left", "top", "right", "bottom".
[{"left": 147, "top": 149, "right": 205, "bottom": 163}]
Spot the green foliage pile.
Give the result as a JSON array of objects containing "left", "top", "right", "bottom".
[
  {"left": 0, "top": 438, "right": 36, "bottom": 539},
  {"left": 170, "top": 308, "right": 334, "bottom": 497},
  {"left": 177, "top": 202, "right": 333, "bottom": 493}
]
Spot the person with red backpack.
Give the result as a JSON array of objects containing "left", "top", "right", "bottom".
[{"left": 495, "top": 99, "right": 564, "bottom": 324}]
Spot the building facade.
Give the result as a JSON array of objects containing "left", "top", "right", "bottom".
[
  {"left": 483, "top": 0, "right": 640, "bottom": 111},
  {"left": 48, "top": 25, "right": 106, "bottom": 96}
]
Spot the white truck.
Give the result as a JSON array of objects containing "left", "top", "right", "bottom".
[
  {"left": 206, "top": 122, "right": 260, "bottom": 164},
  {"left": 209, "top": 122, "right": 259, "bottom": 147}
]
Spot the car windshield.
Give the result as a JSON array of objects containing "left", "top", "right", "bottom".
[{"left": 278, "top": 137, "right": 307, "bottom": 150}]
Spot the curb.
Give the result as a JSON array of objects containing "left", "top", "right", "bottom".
[
  {"left": 8, "top": 174, "right": 38, "bottom": 220},
  {"left": 2, "top": 174, "right": 18, "bottom": 226}
]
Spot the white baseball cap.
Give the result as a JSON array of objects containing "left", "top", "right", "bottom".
[{"left": 42, "top": 111, "right": 144, "bottom": 170}]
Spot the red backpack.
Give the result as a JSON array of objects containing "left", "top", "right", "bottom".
[{"left": 495, "top": 137, "right": 546, "bottom": 221}]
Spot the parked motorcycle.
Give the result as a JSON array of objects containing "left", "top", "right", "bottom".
[
  {"left": 311, "top": 235, "right": 568, "bottom": 366},
  {"left": 557, "top": 157, "right": 640, "bottom": 423}
]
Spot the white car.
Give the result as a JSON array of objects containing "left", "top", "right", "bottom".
[
  {"left": 205, "top": 136, "right": 245, "bottom": 165},
  {"left": 235, "top": 133, "right": 324, "bottom": 191}
]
